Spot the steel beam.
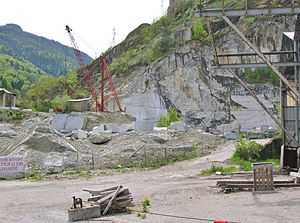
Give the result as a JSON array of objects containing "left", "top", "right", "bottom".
[
  {"left": 229, "top": 69, "right": 294, "bottom": 143},
  {"left": 222, "top": 16, "right": 300, "bottom": 100},
  {"left": 217, "top": 51, "right": 296, "bottom": 57},
  {"left": 197, "top": 7, "right": 300, "bottom": 17},
  {"left": 213, "top": 62, "right": 300, "bottom": 69}
]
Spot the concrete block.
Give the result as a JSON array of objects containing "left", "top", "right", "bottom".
[
  {"left": 52, "top": 114, "right": 86, "bottom": 133},
  {"left": 224, "top": 131, "right": 237, "bottom": 140},
  {"left": 68, "top": 204, "right": 101, "bottom": 222},
  {"left": 65, "top": 115, "right": 86, "bottom": 132},
  {"left": 135, "top": 120, "right": 154, "bottom": 132},
  {"left": 51, "top": 114, "right": 68, "bottom": 131},
  {"left": 169, "top": 121, "right": 187, "bottom": 132}
]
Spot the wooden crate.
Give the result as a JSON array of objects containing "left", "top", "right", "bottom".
[{"left": 253, "top": 162, "right": 274, "bottom": 192}]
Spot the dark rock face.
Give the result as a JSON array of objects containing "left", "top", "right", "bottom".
[{"left": 119, "top": 42, "right": 231, "bottom": 131}]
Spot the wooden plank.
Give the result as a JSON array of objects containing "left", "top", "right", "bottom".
[
  {"left": 83, "top": 186, "right": 118, "bottom": 196},
  {"left": 225, "top": 183, "right": 300, "bottom": 189},
  {"left": 87, "top": 187, "right": 128, "bottom": 202},
  {"left": 217, "top": 180, "right": 294, "bottom": 187},
  {"left": 103, "top": 185, "right": 121, "bottom": 216}
]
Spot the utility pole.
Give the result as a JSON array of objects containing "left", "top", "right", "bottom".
[
  {"left": 161, "top": 0, "right": 165, "bottom": 16},
  {"left": 111, "top": 27, "right": 116, "bottom": 47}
]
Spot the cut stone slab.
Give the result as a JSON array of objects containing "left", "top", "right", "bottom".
[
  {"left": 51, "top": 114, "right": 68, "bottom": 131},
  {"left": 224, "top": 131, "right": 237, "bottom": 140},
  {"left": 68, "top": 203, "right": 101, "bottom": 222},
  {"left": 51, "top": 114, "right": 86, "bottom": 133},
  {"left": 0, "top": 129, "right": 17, "bottom": 138},
  {"left": 169, "top": 121, "right": 187, "bottom": 132},
  {"left": 65, "top": 115, "right": 87, "bottom": 132},
  {"left": 89, "top": 133, "right": 112, "bottom": 145}
]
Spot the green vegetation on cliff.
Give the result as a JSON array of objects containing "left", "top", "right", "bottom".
[
  {"left": 107, "top": 0, "right": 209, "bottom": 76},
  {"left": 244, "top": 68, "right": 279, "bottom": 86}
]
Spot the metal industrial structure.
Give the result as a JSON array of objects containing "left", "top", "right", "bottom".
[
  {"left": 65, "top": 25, "right": 123, "bottom": 112},
  {"left": 198, "top": 0, "right": 300, "bottom": 170}
]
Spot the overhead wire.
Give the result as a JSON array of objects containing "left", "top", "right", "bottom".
[{"left": 129, "top": 209, "right": 241, "bottom": 223}]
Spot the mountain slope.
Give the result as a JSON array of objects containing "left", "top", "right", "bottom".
[
  {"left": 0, "top": 24, "right": 92, "bottom": 76},
  {"left": 84, "top": 0, "right": 284, "bottom": 131}
]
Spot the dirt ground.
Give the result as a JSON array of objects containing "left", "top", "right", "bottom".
[{"left": 0, "top": 141, "right": 300, "bottom": 223}]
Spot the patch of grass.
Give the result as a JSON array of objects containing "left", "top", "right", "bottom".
[
  {"left": 156, "top": 107, "right": 180, "bottom": 127},
  {"left": 63, "top": 169, "right": 92, "bottom": 178},
  {"left": 137, "top": 212, "right": 147, "bottom": 219},
  {"left": 235, "top": 137, "right": 263, "bottom": 161},
  {"left": 25, "top": 169, "right": 44, "bottom": 181},
  {"left": 192, "top": 17, "right": 208, "bottom": 41},
  {"left": 241, "top": 16, "right": 257, "bottom": 27},
  {"left": 200, "top": 165, "right": 238, "bottom": 176},
  {"left": 142, "top": 197, "right": 151, "bottom": 213},
  {"left": 230, "top": 137, "right": 281, "bottom": 171},
  {"left": 0, "top": 109, "right": 24, "bottom": 122}
]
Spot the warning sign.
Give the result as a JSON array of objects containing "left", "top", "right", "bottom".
[{"left": 0, "top": 156, "right": 25, "bottom": 179}]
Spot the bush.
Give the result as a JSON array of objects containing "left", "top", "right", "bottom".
[
  {"left": 234, "top": 137, "right": 263, "bottom": 161},
  {"left": 200, "top": 165, "right": 238, "bottom": 176},
  {"left": 244, "top": 68, "right": 279, "bottom": 86},
  {"left": 192, "top": 17, "right": 208, "bottom": 41},
  {"left": 50, "top": 95, "right": 71, "bottom": 112},
  {"left": 156, "top": 107, "right": 180, "bottom": 127},
  {"left": 241, "top": 16, "right": 256, "bottom": 27}
]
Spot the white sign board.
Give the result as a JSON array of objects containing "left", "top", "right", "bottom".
[{"left": 0, "top": 156, "right": 25, "bottom": 179}]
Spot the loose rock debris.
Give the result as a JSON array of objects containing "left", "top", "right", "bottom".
[{"left": 68, "top": 185, "right": 133, "bottom": 222}]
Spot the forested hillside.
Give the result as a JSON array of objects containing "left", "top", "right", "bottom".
[
  {"left": 0, "top": 54, "right": 45, "bottom": 93},
  {"left": 0, "top": 24, "right": 92, "bottom": 76}
]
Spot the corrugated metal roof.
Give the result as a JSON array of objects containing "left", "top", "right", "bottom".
[
  {"left": 0, "top": 88, "right": 16, "bottom": 96},
  {"left": 283, "top": 32, "right": 295, "bottom": 40},
  {"left": 67, "top": 97, "right": 91, "bottom": 102}
]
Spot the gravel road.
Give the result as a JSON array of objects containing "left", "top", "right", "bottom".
[{"left": 0, "top": 141, "right": 300, "bottom": 223}]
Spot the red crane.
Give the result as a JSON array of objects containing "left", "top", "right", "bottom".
[{"left": 65, "top": 25, "right": 123, "bottom": 112}]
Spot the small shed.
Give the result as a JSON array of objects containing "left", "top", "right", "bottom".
[
  {"left": 0, "top": 88, "right": 16, "bottom": 108},
  {"left": 66, "top": 97, "right": 91, "bottom": 112}
]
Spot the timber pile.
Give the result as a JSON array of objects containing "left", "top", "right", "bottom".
[
  {"left": 83, "top": 185, "right": 134, "bottom": 215},
  {"left": 217, "top": 180, "right": 300, "bottom": 193}
]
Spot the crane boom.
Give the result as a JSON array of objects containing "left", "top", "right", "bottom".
[{"left": 65, "top": 25, "right": 124, "bottom": 113}]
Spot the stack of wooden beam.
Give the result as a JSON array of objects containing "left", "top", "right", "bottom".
[
  {"left": 217, "top": 180, "right": 300, "bottom": 193},
  {"left": 83, "top": 185, "right": 134, "bottom": 215}
]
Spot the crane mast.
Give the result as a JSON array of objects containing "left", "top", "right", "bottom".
[{"left": 65, "top": 25, "right": 123, "bottom": 112}]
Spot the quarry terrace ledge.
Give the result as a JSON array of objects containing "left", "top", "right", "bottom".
[{"left": 197, "top": 7, "right": 300, "bottom": 17}]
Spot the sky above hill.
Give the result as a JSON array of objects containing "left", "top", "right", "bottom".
[{"left": 0, "top": 0, "right": 169, "bottom": 58}]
